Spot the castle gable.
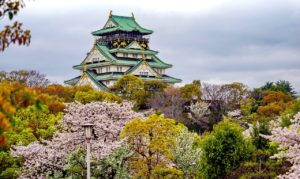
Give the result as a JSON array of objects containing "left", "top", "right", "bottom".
[
  {"left": 83, "top": 47, "right": 111, "bottom": 64},
  {"left": 127, "top": 61, "right": 160, "bottom": 77},
  {"left": 103, "top": 19, "right": 117, "bottom": 28},
  {"left": 126, "top": 41, "right": 144, "bottom": 50},
  {"left": 77, "top": 74, "right": 99, "bottom": 89}
]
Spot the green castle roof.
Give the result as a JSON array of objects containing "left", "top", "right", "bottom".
[
  {"left": 73, "top": 44, "right": 172, "bottom": 70},
  {"left": 64, "top": 71, "right": 108, "bottom": 90},
  {"left": 109, "top": 48, "right": 158, "bottom": 55},
  {"left": 88, "top": 70, "right": 181, "bottom": 83},
  {"left": 92, "top": 15, "right": 153, "bottom": 36}
]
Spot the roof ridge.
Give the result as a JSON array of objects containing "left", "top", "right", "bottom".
[
  {"left": 111, "top": 15, "right": 133, "bottom": 19},
  {"left": 86, "top": 70, "right": 108, "bottom": 90}
]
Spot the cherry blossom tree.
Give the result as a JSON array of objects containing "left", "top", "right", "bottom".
[
  {"left": 262, "top": 112, "right": 300, "bottom": 178},
  {"left": 187, "top": 101, "right": 211, "bottom": 132},
  {"left": 173, "top": 128, "right": 202, "bottom": 178},
  {"left": 11, "top": 101, "right": 142, "bottom": 178}
]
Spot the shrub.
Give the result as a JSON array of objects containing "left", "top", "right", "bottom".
[{"left": 200, "top": 120, "right": 254, "bottom": 179}]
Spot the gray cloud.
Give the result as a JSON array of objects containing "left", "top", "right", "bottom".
[{"left": 0, "top": 0, "right": 299, "bottom": 91}]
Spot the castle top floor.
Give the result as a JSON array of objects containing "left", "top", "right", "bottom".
[{"left": 92, "top": 11, "right": 153, "bottom": 37}]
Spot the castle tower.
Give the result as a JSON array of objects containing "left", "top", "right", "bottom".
[{"left": 65, "top": 12, "right": 181, "bottom": 90}]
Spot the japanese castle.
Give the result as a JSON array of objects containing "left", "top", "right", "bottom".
[{"left": 65, "top": 11, "right": 181, "bottom": 90}]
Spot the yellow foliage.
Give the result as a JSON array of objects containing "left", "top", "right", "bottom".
[
  {"left": 0, "top": 81, "right": 65, "bottom": 145},
  {"left": 120, "top": 114, "right": 184, "bottom": 178}
]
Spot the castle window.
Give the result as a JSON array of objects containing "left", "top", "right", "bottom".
[
  {"left": 156, "top": 69, "right": 163, "bottom": 74},
  {"left": 133, "top": 54, "right": 138, "bottom": 58},
  {"left": 140, "top": 72, "right": 148, "bottom": 76},
  {"left": 124, "top": 53, "right": 128, "bottom": 58},
  {"left": 106, "top": 66, "right": 110, "bottom": 72},
  {"left": 92, "top": 57, "right": 99, "bottom": 62},
  {"left": 117, "top": 66, "right": 122, "bottom": 72},
  {"left": 98, "top": 67, "right": 102, "bottom": 73}
]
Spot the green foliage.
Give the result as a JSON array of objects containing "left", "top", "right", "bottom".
[
  {"left": 179, "top": 80, "right": 202, "bottom": 100},
  {"left": 5, "top": 105, "right": 63, "bottom": 145},
  {"left": 259, "top": 80, "right": 296, "bottom": 97},
  {"left": 97, "top": 145, "right": 132, "bottom": 179},
  {"left": 63, "top": 147, "right": 86, "bottom": 178},
  {"left": 111, "top": 74, "right": 144, "bottom": 99},
  {"left": 251, "top": 122, "right": 270, "bottom": 150},
  {"left": 144, "top": 80, "right": 167, "bottom": 93},
  {"left": 109, "top": 77, "right": 168, "bottom": 110},
  {"left": 200, "top": 120, "right": 254, "bottom": 179},
  {"left": 62, "top": 146, "right": 132, "bottom": 179},
  {"left": 229, "top": 155, "right": 289, "bottom": 179},
  {"left": 280, "top": 98, "right": 300, "bottom": 127},
  {"left": 239, "top": 171, "right": 276, "bottom": 179},
  {"left": 110, "top": 75, "right": 146, "bottom": 109},
  {"left": 0, "top": 151, "right": 23, "bottom": 179},
  {"left": 74, "top": 90, "right": 122, "bottom": 104},
  {"left": 280, "top": 110, "right": 293, "bottom": 127},
  {"left": 240, "top": 98, "right": 257, "bottom": 116},
  {"left": 153, "top": 167, "right": 183, "bottom": 178}
]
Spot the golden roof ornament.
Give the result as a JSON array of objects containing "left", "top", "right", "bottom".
[
  {"left": 83, "top": 63, "right": 88, "bottom": 72},
  {"left": 93, "top": 39, "right": 97, "bottom": 51},
  {"left": 109, "top": 10, "right": 113, "bottom": 18},
  {"left": 142, "top": 54, "right": 146, "bottom": 60}
]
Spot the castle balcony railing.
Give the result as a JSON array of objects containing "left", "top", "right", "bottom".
[{"left": 96, "top": 34, "right": 149, "bottom": 43}]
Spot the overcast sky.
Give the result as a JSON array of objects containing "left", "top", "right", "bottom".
[{"left": 1, "top": 0, "right": 299, "bottom": 90}]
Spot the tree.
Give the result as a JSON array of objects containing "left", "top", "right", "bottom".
[
  {"left": 179, "top": 80, "right": 202, "bottom": 100},
  {"left": 261, "top": 112, "right": 300, "bottom": 178},
  {"left": 173, "top": 128, "right": 202, "bottom": 178},
  {"left": 0, "top": 81, "right": 65, "bottom": 177},
  {"left": 38, "top": 84, "right": 93, "bottom": 103},
  {"left": 0, "top": 0, "right": 31, "bottom": 51},
  {"left": 62, "top": 147, "right": 87, "bottom": 178},
  {"left": 144, "top": 80, "right": 167, "bottom": 94},
  {"left": 147, "top": 87, "right": 185, "bottom": 120},
  {"left": 120, "top": 114, "right": 184, "bottom": 178},
  {"left": 62, "top": 146, "right": 131, "bottom": 179},
  {"left": 11, "top": 101, "right": 141, "bottom": 178},
  {"left": 220, "top": 82, "right": 249, "bottom": 110},
  {"left": 0, "top": 70, "right": 50, "bottom": 87},
  {"left": 0, "top": 81, "right": 37, "bottom": 145},
  {"left": 260, "top": 80, "right": 296, "bottom": 97},
  {"left": 74, "top": 90, "right": 122, "bottom": 104},
  {"left": 257, "top": 91, "right": 293, "bottom": 117},
  {"left": 110, "top": 75, "right": 147, "bottom": 109},
  {"left": 201, "top": 82, "right": 249, "bottom": 125},
  {"left": 96, "top": 145, "right": 132, "bottom": 179},
  {"left": 200, "top": 120, "right": 254, "bottom": 179},
  {"left": 0, "top": 150, "right": 23, "bottom": 178},
  {"left": 110, "top": 74, "right": 144, "bottom": 99},
  {"left": 262, "top": 91, "right": 293, "bottom": 104},
  {"left": 201, "top": 83, "right": 227, "bottom": 124},
  {"left": 5, "top": 105, "right": 63, "bottom": 144},
  {"left": 187, "top": 101, "right": 211, "bottom": 133}
]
